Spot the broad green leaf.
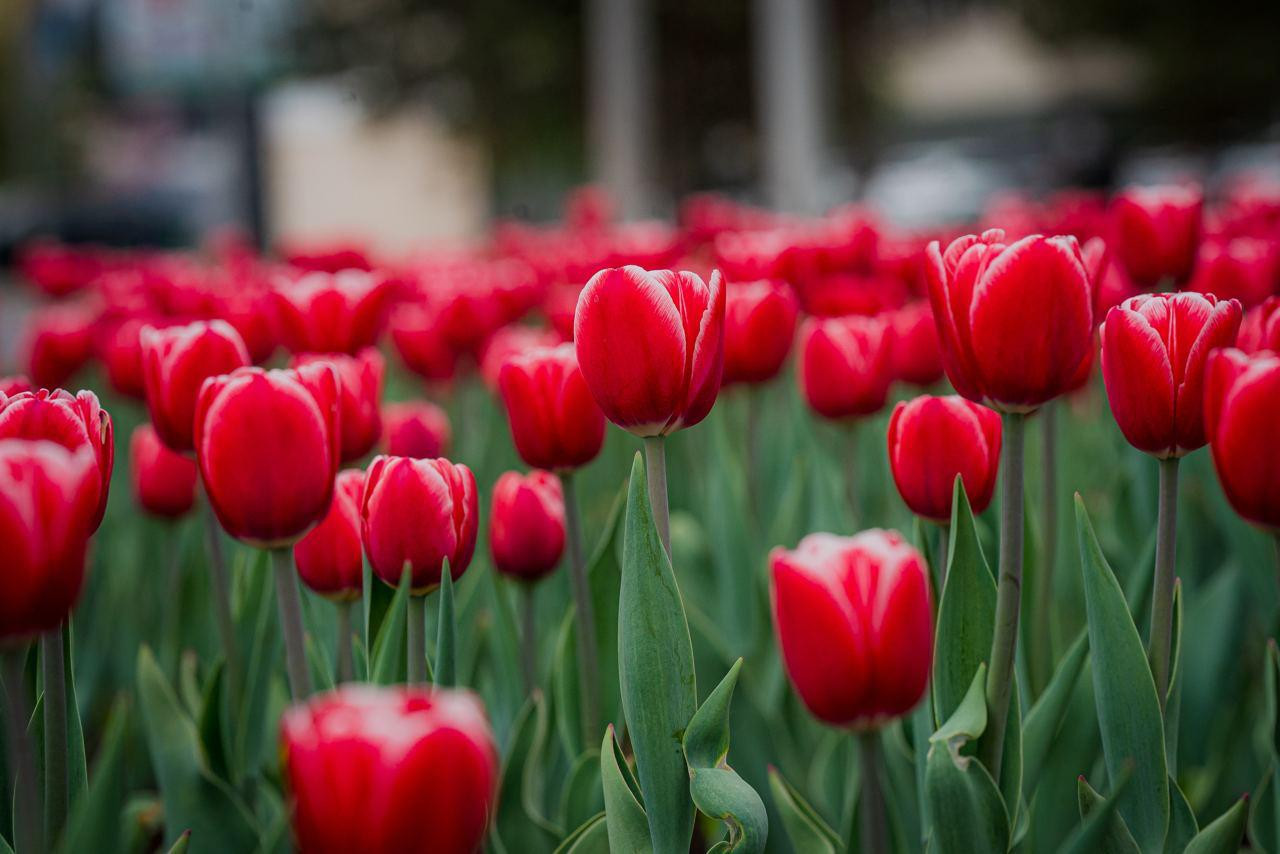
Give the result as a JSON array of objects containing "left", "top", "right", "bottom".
[
  {"left": 1055, "top": 767, "right": 1132, "bottom": 854},
  {"left": 559, "top": 750, "right": 604, "bottom": 833},
  {"left": 553, "top": 814, "right": 610, "bottom": 854},
  {"left": 1077, "top": 775, "right": 1140, "bottom": 854},
  {"left": 304, "top": 630, "right": 335, "bottom": 693},
  {"left": 370, "top": 567, "right": 411, "bottom": 685},
  {"left": 1184, "top": 796, "right": 1248, "bottom": 854},
  {"left": 59, "top": 698, "right": 128, "bottom": 854},
  {"left": 1076, "top": 496, "right": 1169, "bottom": 852},
  {"left": 1023, "top": 631, "right": 1089, "bottom": 800},
  {"left": 766, "top": 767, "right": 840, "bottom": 854},
  {"left": 232, "top": 550, "right": 279, "bottom": 778},
  {"left": 167, "top": 830, "right": 192, "bottom": 853},
  {"left": 910, "top": 690, "right": 934, "bottom": 847},
  {"left": 931, "top": 663, "right": 988, "bottom": 748},
  {"left": 435, "top": 561, "right": 456, "bottom": 687},
  {"left": 492, "top": 693, "right": 559, "bottom": 853},
  {"left": 1249, "top": 767, "right": 1278, "bottom": 854},
  {"left": 1165, "top": 778, "right": 1199, "bottom": 854},
  {"left": 1268, "top": 640, "right": 1280, "bottom": 759},
  {"left": 195, "top": 663, "right": 229, "bottom": 784},
  {"left": 601, "top": 725, "right": 651, "bottom": 854},
  {"left": 619, "top": 451, "right": 697, "bottom": 854}
]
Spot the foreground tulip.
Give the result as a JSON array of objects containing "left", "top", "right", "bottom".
[
  {"left": 498, "top": 343, "right": 605, "bottom": 472},
  {"left": 1109, "top": 185, "right": 1202, "bottom": 288},
  {"left": 130, "top": 423, "right": 197, "bottom": 519},
  {"left": 1205, "top": 348, "right": 1280, "bottom": 532},
  {"left": 887, "top": 395, "right": 1001, "bottom": 524},
  {"left": 281, "top": 686, "right": 498, "bottom": 854},
  {"left": 293, "top": 348, "right": 384, "bottom": 463},
  {"left": 797, "top": 313, "right": 896, "bottom": 420},
  {"left": 721, "top": 279, "right": 799, "bottom": 386},
  {"left": 1239, "top": 297, "right": 1280, "bottom": 354},
  {"left": 383, "top": 401, "right": 451, "bottom": 459},
  {"left": 141, "top": 320, "right": 251, "bottom": 452},
  {"left": 274, "top": 270, "right": 389, "bottom": 355}
]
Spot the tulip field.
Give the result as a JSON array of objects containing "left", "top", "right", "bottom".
[{"left": 2, "top": 183, "right": 1280, "bottom": 854}]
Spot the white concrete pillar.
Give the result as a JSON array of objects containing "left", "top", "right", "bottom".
[{"left": 754, "top": 0, "right": 824, "bottom": 214}]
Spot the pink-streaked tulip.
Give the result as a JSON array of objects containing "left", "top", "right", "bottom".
[
  {"left": 383, "top": 401, "right": 451, "bottom": 460},
  {"left": 130, "top": 423, "right": 198, "bottom": 519},
  {"left": 361, "top": 456, "right": 478, "bottom": 593},
  {"left": 926, "top": 230, "right": 1094, "bottom": 412},
  {"left": 1109, "top": 185, "right": 1203, "bottom": 288},
  {"left": 195, "top": 364, "right": 341, "bottom": 548},
  {"left": 721, "top": 280, "right": 799, "bottom": 386},
  {"left": 280, "top": 685, "right": 498, "bottom": 854},
  {"left": 0, "top": 388, "right": 113, "bottom": 530},
  {"left": 889, "top": 301, "right": 945, "bottom": 387},
  {"left": 1101, "top": 292, "right": 1242, "bottom": 458},
  {"left": 293, "top": 349, "right": 384, "bottom": 463},
  {"left": 498, "top": 343, "right": 605, "bottom": 471},
  {"left": 887, "top": 396, "right": 1001, "bottom": 522},
  {"left": 1204, "top": 348, "right": 1280, "bottom": 530},
  {"left": 141, "top": 320, "right": 251, "bottom": 452},
  {"left": 479, "top": 325, "right": 562, "bottom": 390},
  {"left": 0, "top": 377, "right": 32, "bottom": 396},
  {"left": 294, "top": 469, "right": 366, "bottom": 600},
  {"left": 274, "top": 270, "right": 389, "bottom": 355},
  {"left": 1186, "top": 236, "right": 1278, "bottom": 309},
  {"left": 770, "top": 530, "right": 933, "bottom": 727},
  {"left": 0, "top": 439, "right": 99, "bottom": 640},
  {"left": 23, "top": 301, "right": 97, "bottom": 390},
  {"left": 574, "top": 266, "right": 725, "bottom": 436},
  {"left": 489, "top": 470, "right": 566, "bottom": 583},
  {"left": 1239, "top": 297, "right": 1280, "bottom": 354},
  {"left": 797, "top": 314, "right": 895, "bottom": 420}
]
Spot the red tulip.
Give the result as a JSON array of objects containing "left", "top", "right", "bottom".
[
  {"left": 1239, "top": 297, "right": 1280, "bottom": 354},
  {"left": 1204, "top": 348, "right": 1280, "bottom": 530},
  {"left": 195, "top": 364, "right": 341, "bottom": 548},
  {"left": 489, "top": 470, "right": 566, "bottom": 583},
  {"left": 887, "top": 396, "right": 1001, "bottom": 522},
  {"left": 0, "top": 377, "right": 32, "bottom": 396},
  {"left": 293, "top": 349, "right": 384, "bottom": 463},
  {"left": 17, "top": 241, "right": 104, "bottom": 298},
  {"left": 1109, "top": 185, "right": 1202, "bottom": 288},
  {"left": 383, "top": 401, "right": 451, "bottom": 459},
  {"left": 99, "top": 317, "right": 150, "bottom": 400},
  {"left": 574, "top": 266, "right": 725, "bottom": 436},
  {"left": 1186, "top": 236, "right": 1278, "bottom": 309},
  {"left": 1101, "top": 292, "right": 1241, "bottom": 457},
  {"left": 281, "top": 241, "right": 374, "bottom": 274},
  {"left": 281, "top": 685, "right": 498, "bottom": 854},
  {"left": 389, "top": 303, "right": 459, "bottom": 383},
  {"left": 721, "top": 280, "right": 799, "bottom": 386},
  {"left": 479, "top": 325, "right": 562, "bottom": 390},
  {"left": 361, "top": 456, "right": 478, "bottom": 593},
  {"left": 274, "top": 270, "right": 389, "bottom": 355},
  {"left": 294, "top": 469, "right": 366, "bottom": 600},
  {"left": 770, "top": 530, "right": 933, "bottom": 727},
  {"left": 889, "top": 301, "right": 944, "bottom": 387},
  {"left": 0, "top": 388, "right": 113, "bottom": 530},
  {"left": 797, "top": 314, "right": 895, "bottom": 420},
  {"left": 23, "top": 301, "right": 97, "bottom": 390},
  {"left": 498, "top": 343, "right": 605, "bottom": 471},
  {"left": 141, "top": 320, "right": 251, "bottom": 452},
  {"left": 925, "top": 230, "right": 1094, "bottom": 412},
  {"left": 130, "top": 423, "right": 197, "bottom": 519},
  {"left": 0, "top": 439, "right": 100, "bottom": 640}
]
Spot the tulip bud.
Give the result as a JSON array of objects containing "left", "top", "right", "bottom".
[
  {"left": 361, "top": 456, "right": 478, "bottom": 593},
  {"left": 0, "top": 439, "right": 100, "bottom": 640},
  {"left": 888, "top": 300, "right": 944, "bottom": 387},
  {"left": 1239, "top": 297, "right": 1280, "bottom": 354},
  {"left": 99, "top": 316, "right": 150, "bottom": 401},
  {"left": 294, "top": 469, "right": 366, "bottom": 600},
  {"left": 1204, "top": 348, "right": 1280, "bottom": 530},
  {"left": 274, "top": 270, "right": 389, "bottom": 355},
  {"left": 887, "top": 395, "right": 1001, "bottom": 522},
  {"left": 23, "top": 301, "right": 96, "bottom": 390},
  {"left": 797, "top": 313, "right": 895, "bottom": 420},
  {"left": 141, "top": 320, "right": 251, "bottom": 453},
  {"left": 926, "top": 230, "right": 1094, "bottom": 412},
  {"left": 1101, "top": 292, "right": 1241, "bottom": 458},
  {"left": 498, "top": 343, "right": 605, "bottom": 471},
  {"left": 389, "top": 303, "right": 459, "bottom": 383},
  {"left": 721, "top": 280, "right": 799, "bottom": 386},
  {"left": 280, "top": 685, "right": 498, "bottom": 854},
  {"left": 574, "top": 266, "right": 725, "bottom": 436},
  {"left": 195, "top": 364, "right": 341, "bottom": 548},
  {"left": 383, "top": 401, "right": 451, "bottom": 459},
  {"left": 292, "top": 349, "right": 384, "bottom": 463},
  {"left": 130, "top": 423, "right": 197, "bottom": 519},
  {"left": 1186, "top": 236, "right": 1279, "bottom": 309},
  {"left": 770, "top": 530, "right": 933, "bottom": 727},
  {"left": 1109, "top": 185, "right": 1202, "bottom": 288},
  {"left": 489, "top": 471, "right": 566, "bottom": 582},
  {"left": 479, "top": 325, "right": 562, "bottom": 391}
]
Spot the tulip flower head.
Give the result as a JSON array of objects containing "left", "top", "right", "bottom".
[
  {"left": 1109, "top": 185, "right": 1203, "bottom": 288},
  {"left": 889, "top": 300, "right": 945, "bottom": 387},
  {"left": 130, "top": 423, "right": 198, "bottom": 519},
  {"left": 383, "top": 401, "right": 451, "bottom": 459},
  {"left": 274, "top": 270, "right": 389, "bottom": 355},
  {"left": 23, "top": 301, "right": 97, "bottom": 390},
  {"left": 797, "top": 313, "right": 896, "bottom": 420},
  {"left": 294, "top": 469, "right": 366, "bottom": 600},
  {"left": 141, "top": 320, "right": 251, "bottom": 452},
  {"left": 489, "top": 470, "right": 566, "bottom": 583},
  {"left": 1204, "top": 348, "right": 1280, "bottom": 530},
  {"left": 721, "top": 279, "right": 799, "bottom": 386},
  {"left": 498, "top": 343, "right": 605, "bottom": 471},
  {"left": 887, "top": 395, "right": 1002, "bottom": 522},
  {"left": 292, "top": 348, "right": 385, "bottom": 463},
  {"left": 1239, "top": 297, "right": 1280, "bottom": 354}
]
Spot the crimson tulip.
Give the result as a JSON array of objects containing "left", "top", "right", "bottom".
[
  {"left": 361, "top": 455, "right": 478, "bottom": 593},
  {"left": 0, "top": 439, "right": 99, "bottom": 640},
  {"left": 141, "top": 320, "right": 251, "bottom": 452},
  {"left": 194, "top": 363, "right": 341, "bottom": 547},
  {"left": 498, "top": 343, "right": 605, "bottom": 471},
  {"left": 1101, "top": 292, "right": 1242, "bottom": 457},
  {"left": 281, "top": 685, "right": 498, "bottom": 854},
  {"left": 130, "top": 423, "right": 197, "bottom": 519},
  {"left": 1186, "top": 236, "right": 1278, "bottom": 308},
  {"left": 925, "top": 230, "right": 1094, "bottom": 412},
  {"left": 1204, "top": 348, "right": 1280, "bottom": 530},
  {"left": 574, "top": 265, "right": 725, "bottom": 436},
  {"left": 274, "top": 270, "right": 389, "bottom": 355},
  {"left": 887, "top": 395, "right": 1002, "bottom": 522},
  {"left": 389, "top": 303, "right": 459, "bottom": 383},
  {"left": 721, "top": 279, "right": 799, "bottom": 386},
  {"left": 23, "top": 301, "right": 96, "bottom": 390},
  {"left": 889, "top": 300, "right": 945, "bottom": 387},
  {"left": 294, "top": 469, "right": 365, "bottom": 600},
  {"left": 383, "top": 401, "right": 451, "bottom": 459},
  {"left": 0, "top": 377, "right": 32, "bottom": 396},
  {"left": 293, "top": 349, "right": 384, "bottom": 463},
  {"left": 17, "top": 241, "right": 103, "bottom": 298},
  {"left": 797, "top": 314, "right": 895, "bottom": 420},
  {"left": 1109, "top": 185, "right": 1202, "bottom": 288},
  {"left": 489, "top": 470, "right": 566, "bottom": 582},
  {"left": 1239, "top": 297, "right": 1280, "bottom": 354},
  {"left": 479, "top": 325, "right": 562, "bottom": 390},
  {"left": 770, "top": 530, "right": 933, "bottom": 727}
]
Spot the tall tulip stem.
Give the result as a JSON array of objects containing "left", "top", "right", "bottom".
[
  {"left": 858, "top": 729, "right": 888, "bottom": 854},
  {"left": 520, "top": 584, "right": 537, "bottom": 694},
  {"left": 3, "top": 647, "right": 43, "bottom": 854},
  {"left": 407, "top": 594, "right": 428, "bottom": 684},
  {"left": 335, "top": 600, "right": 354, "bottom": 683},
  {"left": 744, "top": 387, "right": 761, "bottom": 522},
  {"left": 43, "top": 626, "right": 68, "bottom": 842},
  {"left": 643, "top": 436, "right": 672, "bottom": 557},
  {"left": 844, "top": 422, "right": 862, "bottom": 525},
  {"left": 561, "top": 472, "right": 601, "bottom": 745},
  {"left": 982, "top": 410, "right": 1026, "bottom": 779},
  {"left": 271, "top": 548, "right": 313, "bottom": 700},
  {"left": 1149, "top": 456, "right": 1180, "bottom": 711},
  {"left": 1032, "top": 403, "right": 1059, "bottom": 696},
  {"left": 202, "top": 495, "right": 241, "bottom": 710}
]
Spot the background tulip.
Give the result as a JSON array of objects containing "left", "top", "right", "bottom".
[
  {"left": 294, "top": 469, "right": 365, "bottom": 600},
  {"left": 887, "top": 395, "right": 1001, "bottom": 522},
  {"left": 479, "top": 324, "right": 562, "bottom": 390},
  {"left": 23, "top": 301, "right": 96, "bottom": 390},
  {"left": 1239, "top": 296, "right": 1280, "bottom": 353},
  {"left": 383, "top": 401, "right": 451, "bottom": 459},
  {"left": 1204, "top": 348, "right": 1280, "bottom": 529},
  {"left": 0, "top": 376, "right": 32, "bottom": 396},
  {"left": 1187, "top": 236, "right": 1279, "bottom": 309},
  {"left": 574, "top": 265, "right": 725, "bottom": 436},
  {"left": 274, "top": 270, "right": 389, "bottom": 355},
  {"left": 498, "top": 343, "right": 605, "bottom": 471},
  {"left": 389, "top": 303, "right": 460, "bottom": 383},
  {"left": 141, "top": 320, "right": 251, "bottom": 452},
  {"left": 721, "top": 279, "right": 799, "bottom": 386},
  {"left": 130, "top": 423, "right": 197, "bottom": 519},
  {"left": 797, "top": 313, "right": 895, "bottom": 420},
  {"left": 489, "top": 470, "right": 566, "bottom": 582},
  {"left": 1109, "top": 185, "right": 1203, "bottom": 288},
  {"left": 293, "top": 349, "right": 385, "bottom": 463},
  {"left": 770, "top": 530, "right": 933, "bottom": 727},
  {"left": 888, "top": 300, "right": 944, "bottom": 387},
  {"left": 281, "top": 686, "right": 498, "bottom": 854},
  {"left": 1101, "top": 292, "right": 1242, "bottom": 457}
]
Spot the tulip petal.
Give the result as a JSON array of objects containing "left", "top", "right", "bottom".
[{"left": 1101, "top": 306, "right": 1177, "bottom": 456}]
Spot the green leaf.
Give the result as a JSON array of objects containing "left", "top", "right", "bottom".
[
  {"left": 167, "top": 830, "right": 192, "bottom": 853},
  {"left": 195, "top": 663, "right": 229, "bottom": 784},
  {"left": 1165, "top": 580, "right": 1183, "bottom": 774},
  {"left": 1076, "top": 774, "right": 1140, "bottom": 854},
  {"left": 766, "top": 767, "right": 841, "bottom": 854},
  {"left": 554, "top": 814, "right": 610, "bottom": 854},
  {"left": 682, "top": 660, "right": 768, "bottom": 854},
  {"left": 370, "top": 566, "right": 411, "bottom": 685},
  {"left": 619, "top": 451, "right": 697, "bottom": 854},
  {"left": 1023, "top": 630, "right": 1089, "bottom": 801},
  {"left": 1249, "top": 767, "right": 1278, "bottom": 854},
  {"left": 601, "top": 725, "right": 651, "bottom": 854},
  {"left": 1184, "top": 795, "right": 1249, "bottom": 854},
  {"left": 558, "top": 750, "right": 604, "bottom": 833},
  {"left": 232, "top": 550, "right": 279, "bottom": 779},
  {"left": 492, "top": 693, "right": 559, "bottom": 854},
  {"left": 435, "top": 560, "right": 456, "bottom": 687},
  {"left": 1267, "top": 640, "right": 1280, "bottom": 760},
  {"left": 931, "top": 663, "right": 988, "bottom": 748},
  {"left": 59, "top": 697, "right": 128, "bottom": 854},
  {"left": 1075, "top": 496, "right": 1169, "bottom": 852},
  {"left": 1166, "top": 778, "right": 1199, "bottom": 854}
]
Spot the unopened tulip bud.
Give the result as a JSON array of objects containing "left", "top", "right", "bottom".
[
  {"left": 887, "top": 395, "right": 1001, "bottom": 522},
  {"left": 489, "top": 471, "right": 566, "bottom": 582},
  {"left": 498, "top": 344, "right": 604, "bottom": 471},
  {"left": 141, "top": 320, "right": 251, "bottom": 452},
  {"left": 130, "top": 423, "right": 197, "bottom": 519},
  {"left": 294, "top": 469, "right": 366, "bottom": 599}
]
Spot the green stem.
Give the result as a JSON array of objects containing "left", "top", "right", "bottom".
[
  {"left": 562, "top": 473, "right": 601, "bottom": 744},
  {"left": 981, "top": 410, "right": 1026, "bottom": 779},
  {"left": 744, "top": 387, "right": 761, "bottom": 523},
  {"left": 3, "top": 647, "right": 42, "bottom": 854},
  {"left": 1148, "top": 456, "right": 1181, "bottom": 712},
  {"left": 159, "top": 524, "right": 186, "bottom": 678},
  {"left": 858, "top": 729, "right": 888, "bottom": 854},
  {"left": 202, "top": 495, "right": 241, "bottom": 711},
  {"left": 270, "top": 549, "right": 313, "bottom": 700},
  {"left": 335, "top": 600, "right": 354, "bottom": 684},
  {"left": 42, "top": 627, "right": 67, "bottom": 844},
  {"left": 520, "top": 583, "right": 537, "bottom": 695},
  {"left": 643, "top": 436, "right": 671, "bottom": 557},
  {"left": 844, "top": 422, "right": 861, "bottom": 526},
  {"left": 407, "top": 595, "right": 428, "bottom": 685},
  {"left": 1032, "top": 403, "right": 1059, "bottom": 696}
]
